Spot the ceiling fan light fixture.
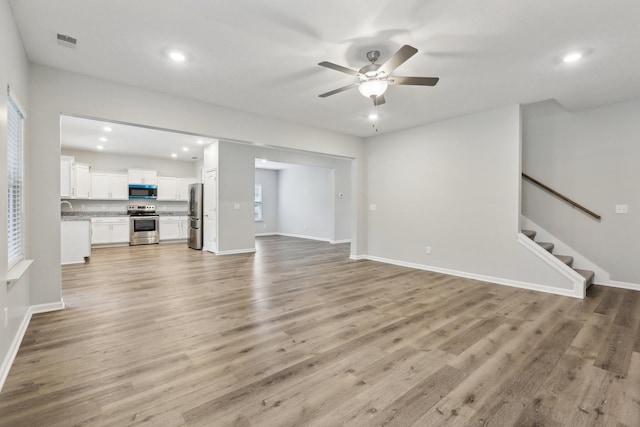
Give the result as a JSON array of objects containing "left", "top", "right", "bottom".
[{"left": 358, "top": 80, "right": 388, "bottom": 98}]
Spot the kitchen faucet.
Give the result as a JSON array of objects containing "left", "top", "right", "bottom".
[{"left": 60, "top": 200, "right": 73, "bottom": 209}]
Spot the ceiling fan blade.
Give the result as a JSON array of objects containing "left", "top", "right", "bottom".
[
  {"left": 318, "top": 83, "right": 359, "bottom": 98},
  {"left": 318, "top": 61, "right": 361, "bottom": 77},
  {"left": 388, "top": 76, "right": 439, "bottom": 86},
  {"left": 378, "top": 45, "right": 418, "bottom": 75},
  {"left": 373, "top": 95, "right": 386, "bottom": 106}
]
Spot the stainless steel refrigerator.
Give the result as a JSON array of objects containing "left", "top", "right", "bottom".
[{"left": 188, "top": 183, "right": 203, "bottom": 249}]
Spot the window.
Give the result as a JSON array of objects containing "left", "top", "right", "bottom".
[
  {"left": 254, "top": 185, "right": 263, "bottom": 221},
  {"left": 7, "top": 95, "right": 24, "bottom": 269}
]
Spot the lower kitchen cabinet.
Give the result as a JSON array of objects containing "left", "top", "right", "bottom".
[
  {"left": 91, "top": 217, "right": 130, "bottom": 245},
  {"left": 160, "top": 216, "right": 188, "bottom": 241},
  {"left": 61, "top": 221, "right": 91, "bottom": 264}
]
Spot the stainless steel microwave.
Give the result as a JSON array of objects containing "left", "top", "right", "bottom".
[{"left": 128, "top": 184, "right": 157, "bottom": 199}]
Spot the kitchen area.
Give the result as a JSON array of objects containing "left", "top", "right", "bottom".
[{"left": 60, "top": 116, "right": 207, "bottom": 265}]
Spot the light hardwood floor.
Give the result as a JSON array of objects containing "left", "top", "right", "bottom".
[{"left": 1, "top": 236, "right": 638, "bottom": 426}]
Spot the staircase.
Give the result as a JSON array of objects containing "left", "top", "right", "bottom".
[{"left": 522, "top": 229, "right": 595, "bottom": 289}]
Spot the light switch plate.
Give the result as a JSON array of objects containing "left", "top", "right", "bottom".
[
  {"left": 369, "top": 204, "right": 377, "bottom": 211},
  {"left": 615, "top": 204, "right": 629, "bottom": 214},
  {"left": 233, "top": 203, "right": 240, "bottom": 210}
]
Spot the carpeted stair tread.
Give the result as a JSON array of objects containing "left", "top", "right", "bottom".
[
  {"left": 574, "top": 269, "right": 595, "bottom": 288},
  {"left": 522, "top": 230, "right": 536, "bottom": 240},
  {"left": 537, "top": 242, "right": 554, "bottom": 252},
  {"left": 555, "top": 255, "right": 573, "bottom": 266}
]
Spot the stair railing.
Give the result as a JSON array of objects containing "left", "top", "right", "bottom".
[{"left": 522, "top": 173, "right": 601, "bottom": 221}]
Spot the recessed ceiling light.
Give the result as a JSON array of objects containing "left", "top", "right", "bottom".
[
  {"left": 96, "top": 145, "right": 104, "bottom": 150},
  {"left": 103, "top": 126, "right": 112, "bottom": 132},
  {"left": 563, "top": 52, "right": 582, "bottom": 63},
  {"left": 368, "top": 112, "right": 379, "bottom": 121},
  {"left": 182, "top": 147, "right": 189, "bottom": 152},
  {"left": 196, "top": 139, "right": 204, "bottom": 145},
  {"left": 169, "top": 51, "right": 186, "bottom": 62},
  {"left": 99, "top": 137, "right": 107, "bottom": 142},
  {"left": 171, "top": 153, "right": 177, "bottom": 158}
]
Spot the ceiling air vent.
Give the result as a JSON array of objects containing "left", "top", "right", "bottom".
[{"left": 57, "top": 33, "right": 77, "bottom": 48}]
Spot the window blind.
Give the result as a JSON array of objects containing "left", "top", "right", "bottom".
[{"left": 7, "top": 95, "right": 24, "bottom": 269}]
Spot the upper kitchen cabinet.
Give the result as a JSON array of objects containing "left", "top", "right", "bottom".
[
  {"left": 128, "top": 169, "right": 158, "bottom": 185},
  {"left": 157, "top": 176, "right": 197, "bottom": 201},
  {"left": 61, "top": 156, "right": 91, "bottom": 199},
  {"left": 177, "top": 178, "right": 197, "bottom": 201},
  {"left": 157, "top": 176, "right": 178, "bottom": 201},
  {"left": 73, "top": 164, "right": 91, "bottom": 198},
  {"left": 60, "top": 156, "right": 73, "bottom": 198},
  {"left": 91, "top": 172, "right": 128, "bottom": 200}
]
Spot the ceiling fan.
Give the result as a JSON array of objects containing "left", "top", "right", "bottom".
[{"left": 318, "top": 45, "right": 439, "bottom": 106}]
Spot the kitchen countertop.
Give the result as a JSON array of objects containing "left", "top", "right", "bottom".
[{"left": 61, "top": 211, "right": 188, "bottom": 221}]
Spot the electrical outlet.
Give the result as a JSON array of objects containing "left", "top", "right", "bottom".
[
  {"left": 615, "top": 204, "right": 629, "bottom": 214},
  {"left": 3, "top": 307, "right": 8, "bottom": 327},
  {"left": 369, "top": 204, "right": 377, "bottom": 211},
  {"left": 426, "top": 246, "right": 432, "bottom": 255}
]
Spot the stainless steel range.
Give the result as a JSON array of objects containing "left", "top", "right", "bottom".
[{"left": 127, "top": 204, "right": 160, "bottom": 246}]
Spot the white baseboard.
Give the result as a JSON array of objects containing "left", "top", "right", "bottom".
[
  {"left": 607, "top": 280, "right": 640, "bottom": 291},
  {"left": 255, "top": 233, "right": 350, "bottom": 245},
  {"left": 330, "top": 239, "right": 351, "bottom": 244},
  {"left": 215, "top": 248, "right": 257, "bottom": 256},
  {"left": 359, "top": 254, "right": 582, "bottom": 299},
  {"left": 276, "top": 232, "right": 331, "bottom": 242},
  {"left": 0, "top": 299, "right": 65, "bottom": 392},
  {"left": 31, "top": 300, "right": 66, "bottom": 314},
  {"left": 350, "top": 254, "right": 367, "bottom": 260}
]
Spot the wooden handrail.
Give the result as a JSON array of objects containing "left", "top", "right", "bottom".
[{"left": 522, "top": 173, "right": 601, "bottom": 220}]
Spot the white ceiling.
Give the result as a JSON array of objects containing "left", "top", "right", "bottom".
[
  {"left": 10, "top": 0, "right": 640, "bottom": 138},
  {"left": 61, "top": 115, "right": 211, "bottom": 161}
]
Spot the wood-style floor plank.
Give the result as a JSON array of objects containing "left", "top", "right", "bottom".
[{"left": 0, "top": 236, "right": 639, "bottom": 426}]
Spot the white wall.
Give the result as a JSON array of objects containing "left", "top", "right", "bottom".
[
  {"left": 0, "top": 0, "right": 31, "bottom": 386},
  {"left": 364, "top": 105, "right": 573, "bottom": 292},
  {"left": 215, "top": 141, "right": 351, "bottom": 251},
  {"left": 26, "top": 64, "right": 363, "bottom": 310},
  {"left": 522, "top": 99, "right": 640, "bottom": 284},
  {"left": 255, "top": 169, "right": 278, "bottom": 235},
  {"left": 278, "top": 166, "right": 334, "bottom": 241}
]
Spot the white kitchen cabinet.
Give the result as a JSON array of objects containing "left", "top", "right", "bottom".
[
  {"left": 157, "top": 177, "right": 196, "bottom": 201},
  {"left": 160, "top": 217, "right": 180, "bottom": 240},
  {"left": 91, "top": 217, "right": 130, "bottom": 245},
  {"left": 61, "top": 221, "right": 91, "bottom": 264},
  {"left": 160, "top": 216, "right": 189, "bottom": 241},
  {"left": 111, "top": 174, "right": 129, "bottom": 199},
  {"left": 157, "top": 176, "right": 178, "bottom": 201},
  {"left": 177, "top": 178, "right": 196, "bottom": 201},
  {"left": 73, "top": 163, "right": 91, "bottom": 199},
  {"left": 178, "top": 216, "right": 189, "bottom": 239},
  {"left": 111, "top": 221, "right": 130, "bottom": 243},
  {"left": 128, "top": 169, "right": 157, "bottom": 185},
  {"left": 60, "top": 156, "right": 74, "bottom": 198},
  {"left": 91, "top": 172, "right": 128, "bottom": 200}
]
